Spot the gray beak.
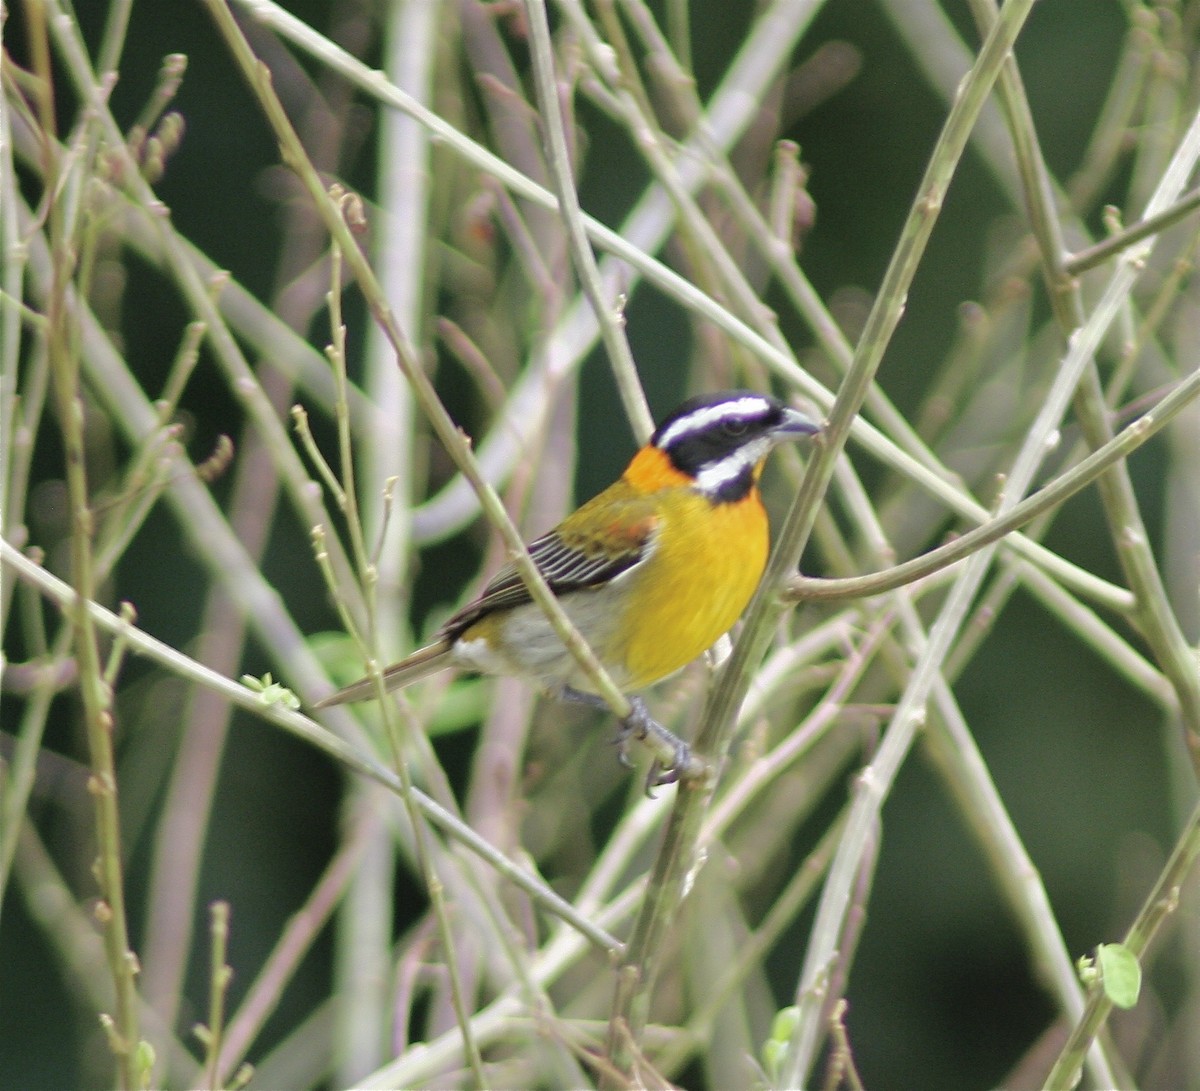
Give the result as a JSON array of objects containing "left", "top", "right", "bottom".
[{"left": 774, "top": 406, "right": 822, "bottom": 439}]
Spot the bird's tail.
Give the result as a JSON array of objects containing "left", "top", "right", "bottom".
[{"left": 312, "top": 640, "right": 454, "bottom": 709}]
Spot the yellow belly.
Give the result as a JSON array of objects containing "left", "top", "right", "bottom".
[
  {"left": 612, "top": 491, "right": 768, "bottom": 690},
  {"left": 455, "top": 488, "right": 769, "bottom": 695}
]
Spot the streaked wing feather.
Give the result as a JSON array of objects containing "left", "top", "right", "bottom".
[{"left": 440, "top": 513, "right": 655, "bottom": 639}]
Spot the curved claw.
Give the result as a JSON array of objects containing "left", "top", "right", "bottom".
[
  {"left": 560, "top": 687, "right": 706, "bottom": 790},
  {"left": 622, "top": 698, "right": 700, "bottom": 796},
  {"left": 612, "top": 729, "right": 637, "bottom": 770}
]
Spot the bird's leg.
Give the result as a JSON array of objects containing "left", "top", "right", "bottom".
[
  {"left": 622, "top": 697, "right": 698, "bottom": 794},
  {"left": 558, "top": 688, "right": 706, "bottom": 795}
]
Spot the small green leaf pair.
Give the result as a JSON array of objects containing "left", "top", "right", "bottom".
[{"left": 241, "top": 672, "right": 300, "bottom": 711}]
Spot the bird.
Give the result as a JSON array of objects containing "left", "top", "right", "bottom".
[{"left": 315, "top": 389, "right": 820, "bottom": 789}]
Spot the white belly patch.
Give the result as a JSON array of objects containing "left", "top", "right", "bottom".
[{"left": 451, "top": 590, "right": 629, "bottom": 693}]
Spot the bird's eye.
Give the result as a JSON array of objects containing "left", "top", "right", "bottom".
[{"left": 721, "top": 419, "right": 749, "bottom": 437}]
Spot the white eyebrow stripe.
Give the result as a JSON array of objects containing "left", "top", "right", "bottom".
[
  {"left": 655, "top": 396, "right": 772, "bottom": 449},
  {"left": 693, "top": 437, "right": 771, "bottom": 494}
]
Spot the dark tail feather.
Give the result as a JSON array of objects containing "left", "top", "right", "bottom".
[{"left": 312, "top": 640, "right": 454, "bottom": 709}]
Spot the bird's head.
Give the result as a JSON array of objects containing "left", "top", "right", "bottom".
[{"left": 643, "top": 390, "right": 821, "bottom": 501}]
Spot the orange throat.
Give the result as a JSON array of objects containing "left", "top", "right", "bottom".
[{"left": 622, "top": 445, "right": 695, "bottom": 492}]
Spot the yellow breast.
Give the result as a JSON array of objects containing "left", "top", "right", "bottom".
[{"left": 613, "top": 487, "right": 769, "bottom": 690}]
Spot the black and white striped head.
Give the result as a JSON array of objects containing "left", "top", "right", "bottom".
[{"left": 650, "top": 390, "right": 820, "bottom": 501}]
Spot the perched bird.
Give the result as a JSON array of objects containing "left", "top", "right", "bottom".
[{"left": 315, "top": 389, "right": 820, "bottom": 787}]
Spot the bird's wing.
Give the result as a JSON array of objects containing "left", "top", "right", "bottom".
[{"left": 440, "top": 487, "right": 659, "bottom": 639}]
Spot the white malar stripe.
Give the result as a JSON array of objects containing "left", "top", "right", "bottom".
[
  {"left": 693, "top": 437, "right": 771, "bottom": 494},
  {"left": 655, "top": 395, "right": 772, "bottom": 450}
]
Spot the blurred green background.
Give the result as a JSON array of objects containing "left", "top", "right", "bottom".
[{"left": 4, "top": 1, "right": 1194, "bottom": 1088}]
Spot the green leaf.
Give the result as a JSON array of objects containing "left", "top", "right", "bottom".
[
  {"left": 760, "top": 1005, "right": 800, "bottom": 1082},
  {"left": 134, "top": 1039, "right": 156, "bottom": 1090},
  {"left": 761, "top": 1037, "right": 786, "bottom": 1083},
  {"left": 425, "top": 677, "right": 488, "bottom": 737},
  {"left": 307, "top": 631, "right": 365, "bottom": 687},
  {"left": 1096, "top": 943, "right": 1141, "bottom": 1009},
  {"left": 769, "top": 1005, "right": 800, "bottom": 1043}
]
